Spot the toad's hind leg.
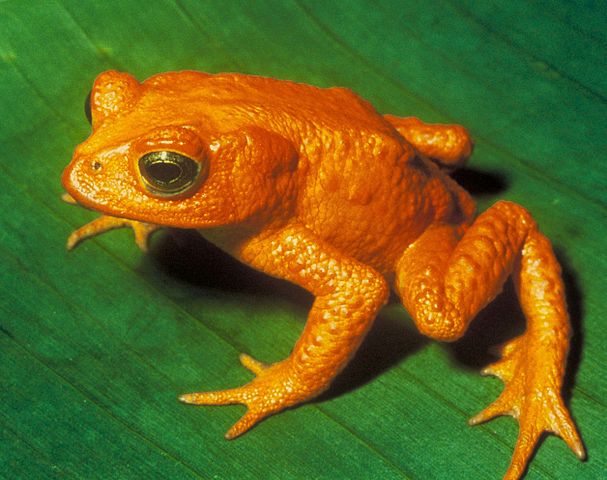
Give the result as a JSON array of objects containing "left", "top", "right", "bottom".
[
  {"left": 394, "top": 201, "right": 584, "bottom": 480},
  {"left": 384, "top": 115, "right": 473, "bottom": 170}
]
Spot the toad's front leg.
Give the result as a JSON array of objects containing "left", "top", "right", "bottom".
[
  {"left": 180, "top": 224, "right": 389, "bottom": 438},
  {"left": 62, "top": 193, "right": 160, "bottom": 251}
]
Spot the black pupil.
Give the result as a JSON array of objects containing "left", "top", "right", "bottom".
[
  {"left": 147, "top": 161, "right": 182, "bottom": 184},
  {"left": 84, "top": 90, "right": 92, "bottom": 125},
  {"left": 139, "top": 151, "right": 200, "bottom": 195}
]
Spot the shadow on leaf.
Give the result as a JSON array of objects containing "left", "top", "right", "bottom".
[
  {"left": 148, "top": 229, "right": 312, "bottom": 308},
  {"left": 451, "top": 167, "right": 508, "bottom": 196},
  {"left": 318, "top": 311, "right": 427, "bottom": 402}
]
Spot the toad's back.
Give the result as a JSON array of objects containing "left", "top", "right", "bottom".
[{"left": 146, "top": 71, "right": 400, "bottom": 137}]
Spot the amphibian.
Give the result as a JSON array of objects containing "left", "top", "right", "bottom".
[{"left": 62, "top": 70, "right": 584, "bottom": 479}]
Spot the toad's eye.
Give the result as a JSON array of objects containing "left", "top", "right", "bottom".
[
  {"left": 138, "top": 151, "right": 203, "bottom": 197},
  {"left": 84, "top": 90, "right": 92, "bottom": 125}
]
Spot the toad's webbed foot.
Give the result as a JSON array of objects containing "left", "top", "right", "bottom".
[
  {"left": 63, "top": 192, "right": 160, "bottom": 251},
  {"left": 180, "top": 354, "right": 311, "bottom": 439},
  {"left": 469, "top": 336, "right": 585, "bottom": 480}
]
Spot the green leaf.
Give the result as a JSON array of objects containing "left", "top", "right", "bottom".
[{"left": 1, "top": 1, "right": 605, "bottom": 478}]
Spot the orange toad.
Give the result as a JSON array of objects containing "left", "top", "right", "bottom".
[{"left": 62, "top": 70, "right": 584, "bottom": 479}]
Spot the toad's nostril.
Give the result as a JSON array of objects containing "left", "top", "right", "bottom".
[{"left": 92, "top": 161, "right": 102, "bottom": 171}]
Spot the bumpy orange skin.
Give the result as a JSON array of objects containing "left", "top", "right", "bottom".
[{"left": 62, "top": 70, "right": 584, "bottom": 479}]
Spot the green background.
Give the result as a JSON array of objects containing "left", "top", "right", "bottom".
[{"left": 1, "top": 1, "right": 605, "bottom": 478}]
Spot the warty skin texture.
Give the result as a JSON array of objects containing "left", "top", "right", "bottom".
[{"left": 62, "top": 70, "right": 584, "bottom": 480}]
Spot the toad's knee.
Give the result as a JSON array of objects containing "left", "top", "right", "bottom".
[{"left": 405, "top": 292, "right": 469, "bottom": 341}]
